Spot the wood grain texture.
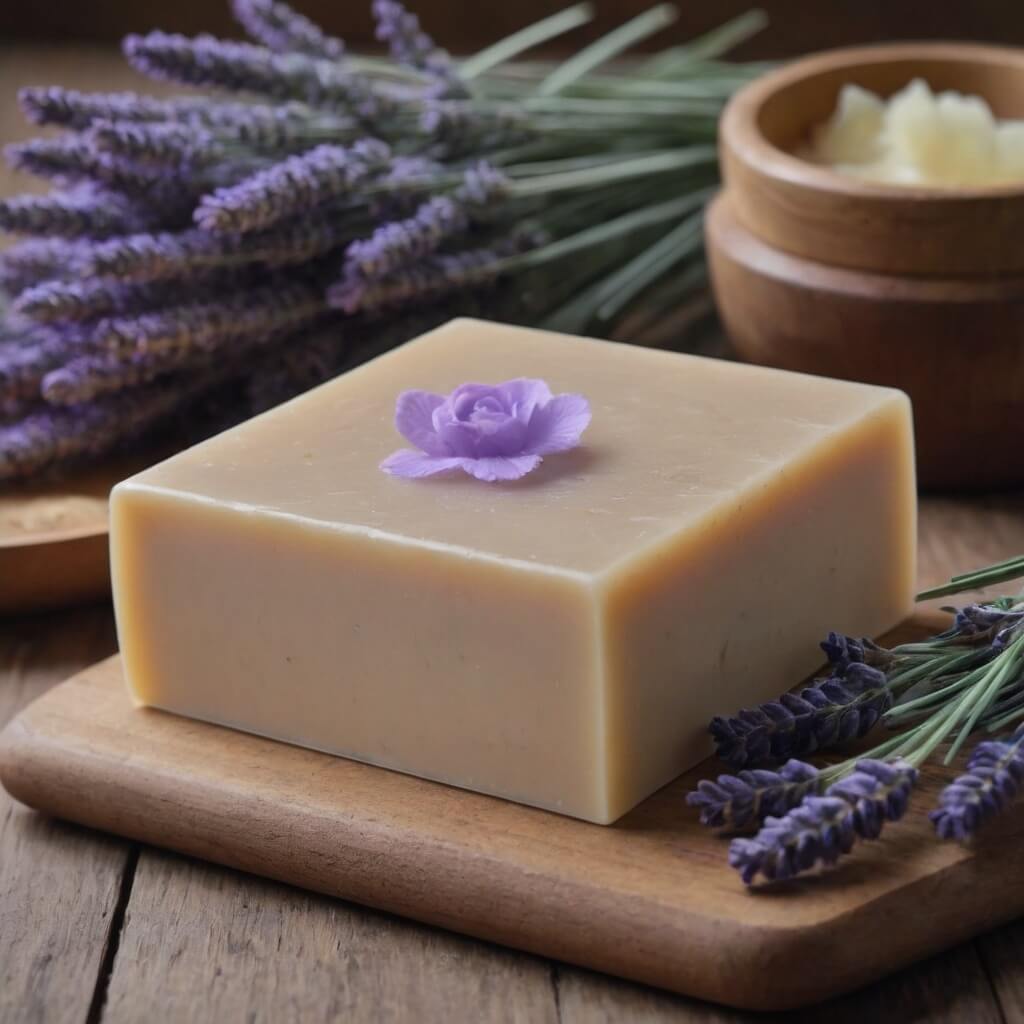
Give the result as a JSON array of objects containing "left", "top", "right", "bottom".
[
  {"left": 705, "top": 193, "right": 1024, "bottom": 491},
  {"left": 4, "top": 640, "right": 1024, "bottom": 1013},
  {"left": 719, "top": 43, "right": 1024, "bottom": 277},
  {"left": 103, "top": 848, "right": 559, "bottom": 1024},
  {"left": 0, "top": 608, "right": 124, "bottom": 1024}
]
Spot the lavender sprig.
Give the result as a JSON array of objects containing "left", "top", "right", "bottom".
[
  {"left": 728, "top": 759, "right": 918, "bottom": 884},
  {"left": 123, "top": 32, "right": 388, "bottom": 117},
  {"left": 686, "top": 759, "right": 821, "bottom": 830},
  {"left": 931, "top": 725, "right": 1024, "bottom": 839},
  {"left": 194, "top": 139, "right": 390, "bottom": 233},
  {"left": 709, "top": 663, "right": 894, "bottom": 769},
  {"left": 0, "top": 239, "right": 85, "bottom": 294},
  {"left": 0, "top": 188, "right": 154, "bottom": 239},
  {"left": 371, "top": 0, "right": 466, "bottom": 97},
  {"left": 328, "top": 229, "right": 540, "bottom": 314},
  {"left": 231, "top": 0, "right": 345, "bottom": 59}
]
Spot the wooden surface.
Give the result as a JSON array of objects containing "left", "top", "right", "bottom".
[
  {"left": 719, "top": 43, "right": 1024, "bottom": 276},
  {"left": 0, "top": 497, "right": 1022, "bottom": 1021},
  {"left": 705, "top": 193, "right": 1024, "bottom": 492},
  {"left": 4, "top": 638, "right": 1024, "bottom": 1011}
]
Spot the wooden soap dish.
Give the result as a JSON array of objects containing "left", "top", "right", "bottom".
[{"left": 707, "top": 43, "right": 1024, "bottom": 491}]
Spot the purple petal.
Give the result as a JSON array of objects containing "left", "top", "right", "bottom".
[
  {"left": 460, "top": 454, "right": 540, "bottom": 482},
  {"left": 524, "top": 394, "right": 591, "bottom": 455},
  {"left": 394, "top": 389, "right": 447, "bottom": 455},
  {"left": 500, "top": 378, "right": 553, "bottom": 422},
  {"left": 380, "top": 449, "right": 464, "bottom": 478}
]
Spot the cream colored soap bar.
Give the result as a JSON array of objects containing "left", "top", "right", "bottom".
[{"left": 111, "top": 318, "right": 916, "bottom": 824}]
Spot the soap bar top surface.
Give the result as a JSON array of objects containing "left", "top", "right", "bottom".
[{"left": 131, "top": 318, "right": 908, "bottom": 576}]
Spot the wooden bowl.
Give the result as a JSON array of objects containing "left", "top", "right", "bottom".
[
  {"left": 719, "top": 43, "right": 1024, "bottom": 276},
  {"left": 709, "top": 42, "right": 1024, "bottom": 490},
  {"left": 706, "top": 194, "right": 1024, "bottom": 491}
]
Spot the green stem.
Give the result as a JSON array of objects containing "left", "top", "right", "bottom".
[
  {"left": 640, "top": 9, "right": 768, "bottom": 72},
  {"left": 509, "top": 147, "right": 716, "bottom": 196},
  {"left": 917, "top": 555, "right": 1024, "bottom": 600},
  {"left": 461, "top": 3, "right": 594, "bottom": 79},
  {"left": 536, "top": 4, "right": 679, "bottom": 97}
]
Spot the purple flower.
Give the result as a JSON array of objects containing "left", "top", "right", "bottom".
[
  {"left": 687, "top": 759, "right": 821, "bottom": 830},
  {"left": 231, "top": 0, "right": 345, "bottom": 60},
  {"left": 709, "top": 662, "right": 893, "bottom": 769},
  {"left": 930, "top": 724, "right": 1024, "bottom": 840},
  {"left": 371, "top": 0, "right": 465, "bottom": 97},
  {"left": 194, "top": 139, "right": 390, "bottom": 234},
  {"left": 381, "top": 379, "right": 591, "bottom": 482},
  {"left": 729, "top": 759, "right": 917, "bottom": 884}
]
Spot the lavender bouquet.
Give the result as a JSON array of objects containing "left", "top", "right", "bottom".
[
  {"left": 690, "top": 556, "right": 1024, "bottom": 885},
  {"left": 0, "top": 0, "right": 768, "bottom": 483}
]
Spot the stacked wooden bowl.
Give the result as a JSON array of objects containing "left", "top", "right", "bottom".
[{"left": 706, "top": 43, "right": 1024, "bottom": 491}]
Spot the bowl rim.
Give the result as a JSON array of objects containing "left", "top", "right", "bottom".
[{"left": 722, "top": 40, "right": 1024, "bottom": 202}]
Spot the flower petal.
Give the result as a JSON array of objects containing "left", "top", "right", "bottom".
[
  {"left": 524, "top": 393, "right": 591, "bottom": 455},
  {"left": 394, "top": 390, "right": 448, "bottom": 455},
  {"left": 460, "top": 454, "right": 541, "bottom": 482},
  {"left": 499, "top": 378, "right": 553, "bottom": 422},
  {"left": 380, "top": 449, "right": 465, "bottom": 478}
]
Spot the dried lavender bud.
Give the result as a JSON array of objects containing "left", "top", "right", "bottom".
[
  {"left": 931, "top": 724, "right": 1024, "bottom": 839},
  {"left": 123, "top": 32, "right": 387, "bottom": 117},
  {"left": 328, "top": 230, "right": 535, "bottom": 314},
  {"left": 40, "top": 282, "right": 330, "bottom": 405},
  {"left": 5, "top": 137, "right": 145, "bottom": 190},
  {"left": 0, "top": 331, "right": 74, "bottom": 404},
  {"left": 371, "top": 0, "right": 465, "bottom": 97},
  {"left": 729, "top": 759, "right": 917, "bottom": 884},
  {"left": 709, "top": 662, "right": 893, "bottom": 769},
  {"left": 0, "top": 187, "right": 153, "bottom": 238},
  {"left": 19, "top": 87, "right": 216, "bottom": 129},
  {"left": 13, "top": 272, "right": 255, "bottom": 324},
  {"left": 420, "top": 101, "right": 531, "bottom": 154},
  {"left": 953, "top": 604, "right": 1024, "bottom": 646},
  {"left": 85, "top": 211, "right": 368, "bottom": 281},
  {"left": 343, "top": 196, "right": 468, "bottom": 279},
  {"left": 687, "top": 759, "right": 821, "bottom": 830},
  {"left": 342, "top": 161, "right": 509, "bottom": 281},
  {"left": 0, "top": 372, "right": 220, "bottom": 482},
  {"left": 820, "top": 632, "right": 895, "bottom": 672},
  {"left": 194, "top": 139, "right": 390, "bottom": 234},
  {"left": 0, "top": 239, "right": 85, "bottom": 294},
  {"left": 88, "top": 121, "right": 220, "bottom": 168},
  {"left": 231, "top": 0, "right": 345, "bottom": 60}
]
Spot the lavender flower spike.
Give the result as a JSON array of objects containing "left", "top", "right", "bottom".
[
  {"left": 709, "top": 662, "right": 893, "bottom": 769},
  {"left": 371, "top": 0, "right": 466, "bottom": 96},
  {"left": 194, "top": 139, "right": 390, "bottom": 234},
  {"left": 343, "top": 161, "right": 509, "bottom": 280},
  {"left": 381, "top": 379, "right": 591, "bottom": 483},
  {"left": 123, "top": 33, "right": 383, "bottom": 115},
  {"left": 687, "top": 759, "right": 821, "bottom": 830},
  {"left": 0, "top": 189, "right": 151, "bottom": 239},
  {"left": 232, "top": 0, "right": 345, "bottom": 60},
  {"left": 729, "top": 759, "right": 917, "bottom": 884},
  {"left": 931, "top": 724, "right": 1024, "bottom": 839},
  {"left": 0, "top": 239, "right": 86, "bottom": 294}
]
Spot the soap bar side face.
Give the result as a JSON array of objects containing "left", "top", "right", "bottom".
[
  {"left": 599, "top": 395, "right": 916, "bottom": 818},
  {"left": 111, "top": 485, "right": 608, "bottom": 820}
]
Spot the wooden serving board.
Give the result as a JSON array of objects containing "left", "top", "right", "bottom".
[{"left": 2, "top": 650, "right": 1023, "bottom": 1011}]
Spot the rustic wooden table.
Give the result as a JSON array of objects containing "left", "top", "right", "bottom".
[{"left": 3, "top": 44, "right": 1024, "bottom": 1024}]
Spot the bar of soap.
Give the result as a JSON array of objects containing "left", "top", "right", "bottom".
[{"left": 111, "top": 318, "right": 916, "bottom": 824}]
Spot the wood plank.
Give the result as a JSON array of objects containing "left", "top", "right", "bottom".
[
  {"left": 0, "top": 607, "right": 127, "bottom": 1024},
  {"left": 103, "top": 846, "right": 559, "bottom": 1024},
  {"left": 4, "top": 647, "right": 1024, "bottom": 1012},
  {"left": 978, "top": 919, "right": 1024, "bottom": 1023}
]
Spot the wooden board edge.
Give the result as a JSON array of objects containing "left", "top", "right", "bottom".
[{"left": 3, "top": 658, "right": 1024, "bottom": 1011}]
